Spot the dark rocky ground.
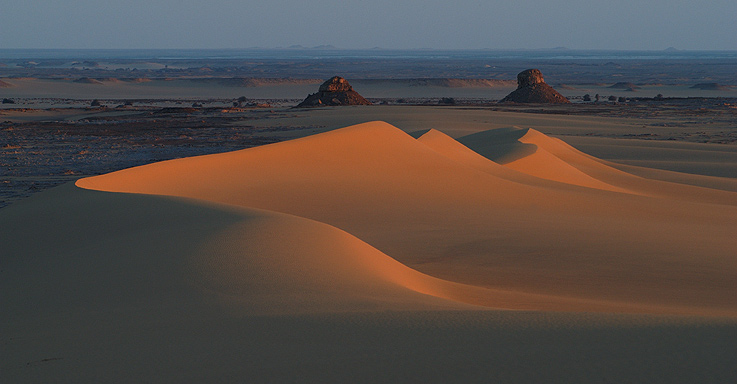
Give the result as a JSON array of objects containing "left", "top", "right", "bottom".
[
  {"left": 0, "top": 106, "right": 321, "bottom": 208},
  {"left": 1, "top": 97, "right": 736, "bottom": 209}
]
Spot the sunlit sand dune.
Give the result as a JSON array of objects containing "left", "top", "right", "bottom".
[
  {"left": 3, "top": 120, "right": 737, "bottom": 382},
  {"left": 414, "top": 128, "right": 556, "bottom": 186},
  {"left": 457, "top": 127, "right": 630, "bottom": 192},
  {"left": 459, "top": 126, "right": 737, "bottom": 204},
  {"left": 76, "top": 121, "right": 737, "bottom": 316},
  {"left": 416, "top": 128, "right": 634, "bottom": 192},
  {"left": 481, "top": 127, "right": 737, "bottom": 204},
  {"left": 0, "top": 184, "right": 485, "bottom": 317}
]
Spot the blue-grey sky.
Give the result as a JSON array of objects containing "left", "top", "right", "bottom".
[{"left": 1, "top": 0, "right": 736, "bottom": 50}]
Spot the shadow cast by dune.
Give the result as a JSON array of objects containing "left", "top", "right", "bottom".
[{"left": 457, "top": 126, "right": 537, "bottom": 164}]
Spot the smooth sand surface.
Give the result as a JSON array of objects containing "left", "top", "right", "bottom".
[
  {"left": 3, "top": 120, "right": 737, "bottom": 382},
  {"left": 76, "top": 121, "right": 737, "bottom": 315}
]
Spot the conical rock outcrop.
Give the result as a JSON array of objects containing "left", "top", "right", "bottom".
[
  {"left": 500, "top": 69, "right": 570, "bottom": 104},
  {"left": 297, "top": 76, "right": 372, "bottom": 107}
]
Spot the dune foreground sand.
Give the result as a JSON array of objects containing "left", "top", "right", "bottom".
[{"left": 3, "top": 121, "right": 737, "bottom": 382}]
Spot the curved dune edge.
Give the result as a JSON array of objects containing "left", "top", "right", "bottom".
[
  {"left": 188, "top": 205, "right": 692, "bottom": 315},
  {"left": 510, "top": 129, "right": 632, "bottom": 193},
  {"left": 192, "top": 203, "right": 722, "bottom": 315},
  {"left": 416, "top": 128, "right": 633, "bottom": 194},
  {"left": 75, "top": 121, "right": 737, "bottom": 317},
  {"left": 187, "top": 204, "right": 486, "bottom": 312},
  {"left": 455, "top": 125, "right": 737, "bottom": 204},
  {"left": 173, "top": 200, "right": 489, "bottom": 314},
  {"left": 456, "top": 127, "right": 633, "bottom": 193}
]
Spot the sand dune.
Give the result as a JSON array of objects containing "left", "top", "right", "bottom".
[
  {"left": 76, "top": 121, "right": 737, "bottom": 316},
  {"left": 457, "top": 127, "right": 630, "bottom": 192},
  {"left": 0, "top": 184, "right": 480, "bottom": 317},
  {"left": 4, "top": 120, "right": 737, "bottom": 381},
  {"left": 456, "top": 126, "right": 737, "bottom": 205},
  {"left": 415, "top": 128, "right": 633, "bottom": 193}
]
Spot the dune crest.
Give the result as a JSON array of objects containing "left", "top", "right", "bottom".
[
  {"left": 456, "top": 127, "right": 631, "bottom": 192},
  {"left": 74, "top": 121, "right": 737, "bottom": 316},
  {"left": 76, "top": 121, "right": 545, "bottom": 210},
  {"left": 508, "top": 128, "right": 631, "bottom": 192},
  {"left": 416, "top": 129, "right": 515, "bottom": 175},
  {"left": 461, "top": 127, "right": 737, "bottom": 204}
]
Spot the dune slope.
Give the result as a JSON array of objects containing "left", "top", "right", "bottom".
[
  {"left": 74, "top": 121, "right": 737, "bottom": 316},
  {"left": 461, "top": 127, "right": 737, "bottom": 205},
  {"left": 1, "top": 184, "right": 496, "bottom": 318},
  {"left": 4, "top": 120, "right": 737, "bottom": 382},
  {"left": 457, "top": 127, "right": 631, "bottom": 192}
]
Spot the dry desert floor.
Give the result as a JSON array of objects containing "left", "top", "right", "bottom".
[{"left": 2, "top": 107, "right": 736, "bottom": 383}]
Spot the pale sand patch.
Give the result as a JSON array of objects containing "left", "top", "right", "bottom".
[{"left": 0, "top": 78, "right": 318, "bottom": 99}]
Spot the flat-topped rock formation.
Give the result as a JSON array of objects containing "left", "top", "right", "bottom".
[
  {"left": 500, "top": 69, "right": 570, "bottom": 104},
  {"left": 297, "top": 76, "right": 371, "bottom": 107}
]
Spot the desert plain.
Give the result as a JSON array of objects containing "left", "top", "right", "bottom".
[{"left": 2, "top": 51, "right": 737, "bottom": 382}]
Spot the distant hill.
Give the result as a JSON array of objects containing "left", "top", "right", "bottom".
[
  {"left": 690, "top": 83, "right": 732, "bottom": 91},
  {"left": 358, "top": 78, "right": 515, "bottom": 88},
  {"left": 609, "top": 82, "right": 640, "bottom": 91},
  {"left": 73, "top": 77, "right": 103, "bottom": 85},
  {"left": 214, "top": 78, "right": 321, "bottom": 87}
]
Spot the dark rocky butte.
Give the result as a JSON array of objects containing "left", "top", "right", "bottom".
[
  {"left": 500, "top": 69, "right": 570, "bottom": 104},
  {"left": 297, "top": 76, "right": 372, "bottom": 107}
]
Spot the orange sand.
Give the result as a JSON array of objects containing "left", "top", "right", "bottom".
[
  {"left": 3, "top": 120, "right": 736, "bottom": 382},
  {"left": 76, "top": 121, "right": 737, "bottom": 316}
]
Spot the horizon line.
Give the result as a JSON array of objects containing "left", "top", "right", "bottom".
[{"left": 2, "top": 47, "right": 737, "bottom": 52}]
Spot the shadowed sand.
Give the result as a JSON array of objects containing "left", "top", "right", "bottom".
[{"left": 3, "top": 121, "right": 737, "bottom": 382}]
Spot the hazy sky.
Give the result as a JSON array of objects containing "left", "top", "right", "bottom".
[{"left": 1, "top": 0, "right": 736, "bottom": 50}]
